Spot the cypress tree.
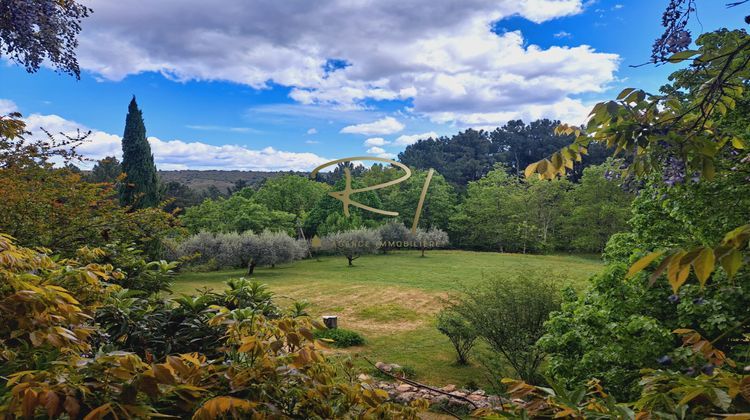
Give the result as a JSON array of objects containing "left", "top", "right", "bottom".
[{"left": 119, "top": 96, "right": 160, "bottom": 208}]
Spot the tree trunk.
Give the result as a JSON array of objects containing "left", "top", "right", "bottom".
[
  {"left": 247, "top": 261, "right": 256, "bottom": 275},
  {"left": 347, "top": 256, "right": 353, "bottom": 266},
  {"left": 421, "top": 247, "right": 426, "bottom": 257}
]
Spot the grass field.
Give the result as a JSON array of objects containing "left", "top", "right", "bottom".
[{"left": 173, "top": 250, "right": 603, "bottom": 387}]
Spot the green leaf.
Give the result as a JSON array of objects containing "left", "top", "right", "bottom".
[
  {"left": 627, "top": 251, "right": 664, "bottom": 279},
  {"left": 667, "top": 50, "right": 700, "bottom": 62}
]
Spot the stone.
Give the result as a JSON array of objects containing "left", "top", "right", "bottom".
[
  {"left": 449, "top": 391, "right": 467, "bottom": 398},
  {"left": 390, "top": 363, "right": 402, "bottom": 370},
  {"left": 431, "top": 394, "right": 448, "bottom": 404},
  {"left": 396, "top": 384, "right": 414, "bottom": 392},
  {"left": 375, "top": 361, "right": 392, "bottom": 372},
  {"left": 396, "top": 392, "right": 416, "bottom": 403},
  {"left": 357, "top": 374, "right": 371, "bottom": 382},
  {"left": 471, "top": 389, "right": 485, "bottom": 396},
  {"left": 468, "top": 394, "right": 484, "bottom": 402},
  {"left": 441, "top": 384, "right": 456, "bottom": 392}
]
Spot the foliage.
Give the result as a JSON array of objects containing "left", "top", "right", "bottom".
[
  {"left": 398, "top": 129, "right": 494, "bottom": 187},
  {"left": 162, "top": 180, "right": 203, "bottom": 214},
  {"left": 524, "top": 26, "right": 750, "bottom": 416},
  {"left": 398, "top": 121, "right": 608, "bottom": 188},
  {"left": 0, "top": 235, "right": 426, "bottom": 418},
  {"left": 0, "top": 0, "right": 91, "bottom": 78},
  {"left": 86, "top": 155, "right": 122, "bottom": 183},
  {"left": 562, "top": 164, "right": 633, "bottom": 253},
  {"left": 182, "top": 193, "right": 296, "bottom": 235},
  {"left": 0, "top": 163, "right": 179, "bottom": 258},
  {"left": 414, "top": 227, "right": 449, "bottom": 257},
  {"left": 322, "top": 228, "right": 381, "bottom": 266},
  {"left": 436, "top": 309, "right": 477, "bottom": 365},
  {"left": 119, "top": 97, "right": 161, "bottom": 208},
  {"left": 169, "top": 231, "right": 307, "bottom": 274},
  {"left": 369, "top": 168, "right": 458, "bottom": 231},
  {"left": 253, "top": 174, "right": 329, "bottom": 219},
  {"left": 96, "top": 242, "right": 178, "bottom": 295},
  {"left": 451, "top": 275, "right": 561, "bottom": 383},
  {"left": 378, "top": 220, "right": 414, "bottom": 253},
  {"left": 305, "top": 175, "right": 384, "bottom": 236},
  {"left": 314, "top": 328, "right": 366, "bottom": 348}
]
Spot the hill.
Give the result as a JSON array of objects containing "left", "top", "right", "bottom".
[{"left": 158, "top": 169, "right": 307, "bottom": 192}]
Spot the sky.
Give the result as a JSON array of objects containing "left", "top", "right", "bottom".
[{"left": 0, "top": 0, "right": 745, "bottom": 171}]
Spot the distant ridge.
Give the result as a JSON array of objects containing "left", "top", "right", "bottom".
[{"left": 158, "top": 169, "right": 308, "bottom": 192}]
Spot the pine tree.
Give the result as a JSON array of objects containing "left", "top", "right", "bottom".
[{"left": 118, "top": 96, "right": 160, "bottom": 208}]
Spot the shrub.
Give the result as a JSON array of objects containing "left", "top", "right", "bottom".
[
  {"left": 168, "top": 231, "right": 307, "bottom": 273},
  {"left": 0, "top": 235, "right": 424, "bottom": 418},
  {"left": 378, "top": 221, "right": 414, "bottom": 253},
  {"left": 436, "top": 309, "right": 477, "bottom": 365},
  {"left": 415, "top": 227, "right": 449, "bottom": 257},
  {"left": 314, "top": 328, "right": 365, "bottom": 348},
  {"left": 96, "top": 242, "right": 178, "bottom": 295},
  {"left": 322, "top": 228, "right": 381, "bottom": 266},
  {"left": 451, "top": 275, "right": 561, "bottom": 384}
]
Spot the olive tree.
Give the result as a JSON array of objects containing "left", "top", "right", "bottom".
[
  {"left": 322, "top": 228, "right": 381, "bottom": 266},
  {"left": 415, "top": 227, "right": 449, "bottom": 257},
  {"left": 378, "top": 221, "right": 413, "bottom": 253},
  {"left": 243, "top": 231, "right": 305, "bottom": 275}
]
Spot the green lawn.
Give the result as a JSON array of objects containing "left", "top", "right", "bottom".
[{"left": 173, "top": 250, "right": 602, "bottom": 387}]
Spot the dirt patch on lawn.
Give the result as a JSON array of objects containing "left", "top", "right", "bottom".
[{"left": 271, "top": 283, "right": 448, "bottom": 335}]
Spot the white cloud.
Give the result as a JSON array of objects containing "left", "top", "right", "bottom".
[
  {"left": 21, "top": 112, "right": 329, "bottom": 171},
  {"left": 554, "top": 31, "right": 572, "bottom": 38},
  {"left": 305, "top": 139, "right": 319, "bottom": 144},
  {"left": 366, "top": 146, "right": 386, "bottom": 154},
  {"left": 393, "top": 131, "right": 440, "bottom": 146},
  {"left": 0, "top": 99, "right": 18, "bottom": 114},
  {"left": 340, "top": 117, "right": 404, "bottom": 135},
  {"left": 72, "top": 0, "right": 615, "bottom": 126},
  {"left": 306, "top": 127, "right": 317, "bottom": 134},
  {"left": 364, "top": 137, "right": 389, "bottom": 147}
]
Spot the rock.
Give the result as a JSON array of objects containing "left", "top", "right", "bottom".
[
  {"left": 390, "top": 363, "right": 402, "bottom": 370},
  {"left": 396, "top": 384, "right": 414, "bottom": 392},
  {"left": 468, "top": 394, "right": 485, "bottom": 402},
  {"left": 431, "top": 394, "right": 448, "bottom": 404},
  {"left": 449, "top": 391, "right": 467, "bottom": 398},
  {"left": 471, "top": 389, "right": 486, "bottom": 396},
  {"left": 375, "top": 361, "right": 389, "bottom": 371},
  {"left": 357, "top": 374, "right": 371, "bottom": 382},
  {"left": 441, "top": 384, "right": 456, "bottom": 392},
  {"left": 396, "top": 392, "right": 416, "bottom": 403}
]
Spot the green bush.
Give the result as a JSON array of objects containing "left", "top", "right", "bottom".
[
  {"left": 435, "top": 309, "right": 477, "bottom": 365},
  {"left": 314, "top": 328, "right": 365, "bottom": 348},
  {"left": 451, "top": 274, "right": 561, "bottom": 384}
]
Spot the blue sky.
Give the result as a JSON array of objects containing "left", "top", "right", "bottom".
[{"left": 0, "top": 0, "right": 744, "bottom": 170}]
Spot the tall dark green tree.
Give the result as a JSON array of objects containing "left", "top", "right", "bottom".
[{"left": 119, "top": 97, "right": 160, "bottom": 208}]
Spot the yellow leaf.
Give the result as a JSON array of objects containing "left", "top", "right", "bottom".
[
  {"left": 627, "top": 251, "right": 664, "bottom": 279},
  {"left": 692, "top": 247, "right": 715, "bottom": 287},
  {"left": 720, "top": 249, "right": 743, "bottom": 279},
  {"left": 669, "top": 264, "right": 691, "bottom": 294}
]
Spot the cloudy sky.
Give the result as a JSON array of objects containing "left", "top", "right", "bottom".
[{"left": 0, "top": 0, "right": 742, "bottom": 170}]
